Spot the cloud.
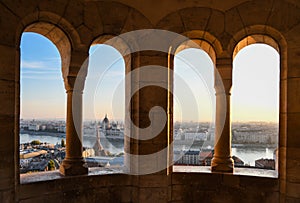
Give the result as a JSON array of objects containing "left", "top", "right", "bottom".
[
  {"left": 20, "top": 60, "right": 62, "bottom": 81},
  {"left": 21, "top": 60, "right": 61, "bottom": 71},
  {"left": 21, "top": 61, "right": 45, "bottom": 69},
  {"left": 21, "top": 75, "right": 62, "bottom": 80}
]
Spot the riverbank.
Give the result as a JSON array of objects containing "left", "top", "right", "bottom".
[
  {"left": 20, "top": 129, "right": 66, "bottom": 138},
  {"left": 232, "top": 143, "right": 277, "bottom": 148}
]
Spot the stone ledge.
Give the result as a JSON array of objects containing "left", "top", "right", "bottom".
[
  {"left": 173, "top": 165, "right": 278, "bottom": 178},
  {"left": 20, "top": 167, "right": 124, "bottom": 184},
  {"left": 20, "top": 165, "right": 278, "bottom": 185}
]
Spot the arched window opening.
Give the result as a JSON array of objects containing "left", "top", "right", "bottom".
[
  {"left": 83, "top": 44, "right": 125, "bottom": 170},
  {"left": 232, "top": 43, "right": 279, "bottom": 171},
  {"left": 20, "top": 32, "right": 65, "bottom": 174},
  {"left": 173, "top": 48, "right": 215, "bottom": 169}
]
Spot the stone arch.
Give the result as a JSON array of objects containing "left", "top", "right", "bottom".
[
  {"left": 178, "top": 31, "right": 223, "bottom": 60},
  {"left": 229, "top": 25, "right": 287, "bottom": 62},
  {"left": 175, "top": 38, "right": 217, "bottom": 65},
  {"left": 16, "top": 11, "right": 84, "bottom": 78},
  {"left": 21, "top": 22, "right": 71, "bottom": 78},
  {"left": 89, "top": 34, "right": 133, "bottom": 172},
  {"left": 156, "top": 10, "right": 186, "bottom": 34},
  {"left": 157, "top": 7, "right": 228, "bottom": 54},
  {"left": 231, "top": 28, "right": 287, "bottom": 183},
  {"left": 83, "top": 1, "right": 152, "bottom": 40},
  {"left": 159, "top": 7, "right": 212, "bottom": 31},
  {"left": 229, "top": 26, "right": 287, "bottom": 93},
  {"left": 233, "top": 34, "right": 279, "bottom": 59},
  {"left": 17, "top": 11, "right": 82, "bottom": 49}
]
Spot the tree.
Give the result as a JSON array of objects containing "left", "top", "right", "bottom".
[
  {"left": 48, "top": 160, "right": 55, "bottom": 171},
  {"left": 61, "top": 138, "right": 65, "bottom": 147},
  {"left": 30, "top": 140, "right": 41, "bottom": 145}
]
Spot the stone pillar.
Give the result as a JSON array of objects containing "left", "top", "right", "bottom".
[
  {"left": 0, "top": 44, "right": 18, "bottom": 202},
  {"left": 130, "top": 51, "right": 171, "bottom": 202},
  {"left": 211, "top": 58, "right": 234, "bottom": 173},
  {"left": 131, "top": 51, "right": 170, "bottom": 175},
  {"left": 59, "top": 51, "right": 88, "bottom": 176},
  {"left": 59, "top": 81, "right": 87, "bottom": 175}
]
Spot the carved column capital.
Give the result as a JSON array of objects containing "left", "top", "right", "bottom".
[{"left": 63, "top": 75, "right": 86, "bottom": 93}]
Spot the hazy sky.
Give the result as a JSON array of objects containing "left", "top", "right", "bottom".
[
  {"left": 174, "top": 48, "right": 215, "bottom": 123},
  {"left": 20, "top": 32, "right": 279, "bottom": 122},
  {"left": 232, "top": 44, "right": 279, "bottom": 122}
]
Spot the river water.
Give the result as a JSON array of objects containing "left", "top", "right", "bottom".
[
  {"left": 20, "top": 133, "right": 276, "bottom": 166},
  {"left": 20, "top": 133, "right": 124, "bottom": 154}
]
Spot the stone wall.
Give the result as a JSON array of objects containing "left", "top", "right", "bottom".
[{"left": 0, "top": 0, "right": 299, "bottom": 202}]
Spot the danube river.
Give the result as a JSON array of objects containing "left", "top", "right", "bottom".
[
  {"left": 20, "top": 133, "right": 124, "bottom": 154},
  {"left": 20, "top": 133, "right": 276, "bottom": 166}
]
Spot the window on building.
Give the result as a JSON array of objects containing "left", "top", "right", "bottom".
[
  {"left": 173, "top": 47, "right": 215, "bottom": 168},
  {"left": 83, "top": 44, "right": 125, "bottom": 170},
  {"left": 20, "top": 32, "right": 65, "bottom": 174},
  {"left": 231, "top": 43, "right": 279, "bottom": 171}
]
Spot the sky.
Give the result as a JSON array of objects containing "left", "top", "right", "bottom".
[
  {"left": 20, "top": 32, "right": 279, "bottom": 123},
  {"left": 174, "top": 48, "right": 215, "bottom": 123},
  {"left": 20, "top": 33, "right": 65, "bottom": 119},
  {"left": 231, "top": 44, "right": 279, "bottom": 122}
]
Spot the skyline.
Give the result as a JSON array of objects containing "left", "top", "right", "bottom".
[{"left": 20, "top": 32, "right": 279, "bottom": 123}]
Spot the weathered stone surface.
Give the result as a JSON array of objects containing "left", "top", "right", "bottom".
[
  {"left": 287, "top": 47, "right": 300, "bottom": 78},
  {"left": 237, "top": 0, "right": 273, "bottom": 27},
  {"left": 156, "top": 12, "right": 184, "bottom": 34},
  {"left": 0, "top": 3, "right": 19, "bottom": 46},
  {"left": 225, "top": 7, "right": 245, "bottom": 40},
  {"left": 287, "top": 78, "right": 300, "bottom": 113},
  {"left": 286, "top": 113, "right": 300, "bottom": 147},
  {"left": 0, "top": 45, "right": 18, "bottom": 81},
  {"left": 139, "top": 187, "right": 168, "bottom": 203},
  {"left": 0, "top": 0, "right": 299, "bottom": 202},
  {"left": 179, "top": 7, "right": 211, "bottom": 32},
  {"left": 0, "top": 189, "right": 14, "bottom": 203},
  {"left": 97, "top": 1, "right": 130, "bottom": 35},
  {"left": 63, "top": 0, "right": 84, "bottom": 29},
  {"left": 38, "top": 0, "right": 69, "bottom": 18},
  {"left": 206, "top": 9, "right": 225, "bottom": 39},
  {"left": 286, "top": 182, "right": 300, "bottom": 198},
  {"left": 266, "top": 1, "right": 300, "bottom": 33}
]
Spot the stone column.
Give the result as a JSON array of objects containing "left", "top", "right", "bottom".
[
  {"left": 131, "top": 51, "right": 170, "bottom": 175},
  {"left": 59, "top": 51, "right": 88, "bottom": 176},
  {"left": 59, "top": 80, "right": 87, "bottom": 175},
  {"left": 0, "top": 44, "right": 18, "bottom": 202},
  {"left": 211, "top": 58, "right": 234, "bottom": 172},
  {"left": 130, "top": 51, "right": 171, "bottom": 202}
]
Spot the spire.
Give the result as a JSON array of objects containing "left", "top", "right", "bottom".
[{"left": 93, "top": 126, "right": 107, "bottom": 156}]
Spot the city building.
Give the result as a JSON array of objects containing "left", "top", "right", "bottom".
[
  {"left": 102, "top": 114, "right": 110, "bottom": 130},
  {"left": 232, "top": 156, "right": 244, "bottom": 167},
  {"left": 199, "top": 150, "right": 214, "bottom": 166},
  {"left": 93, "top": 127, "right": 108, "bottom": 156},
  {"left": 255, "top": 158, "right": 275, "bottom": 170},
  {"left": 232, "top": 129, "right": 277, "bottom": 144},
  {"left": 174, "top": 150, "right": 200, "bottom": 165}
]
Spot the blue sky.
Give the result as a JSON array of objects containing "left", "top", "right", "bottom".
[
  {"left": 21, "top": 33, "right": 65, "bottom": 119},
  {"left": 20, "top": 32, "right": 279, "bottom": 122}
]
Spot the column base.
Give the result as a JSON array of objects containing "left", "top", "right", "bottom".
[
  {"left": 59, "top": 158, "right": 88, "bottom": 176},
  {"left": 211, "top": 156, "right": 234, "bottom": 173}
]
